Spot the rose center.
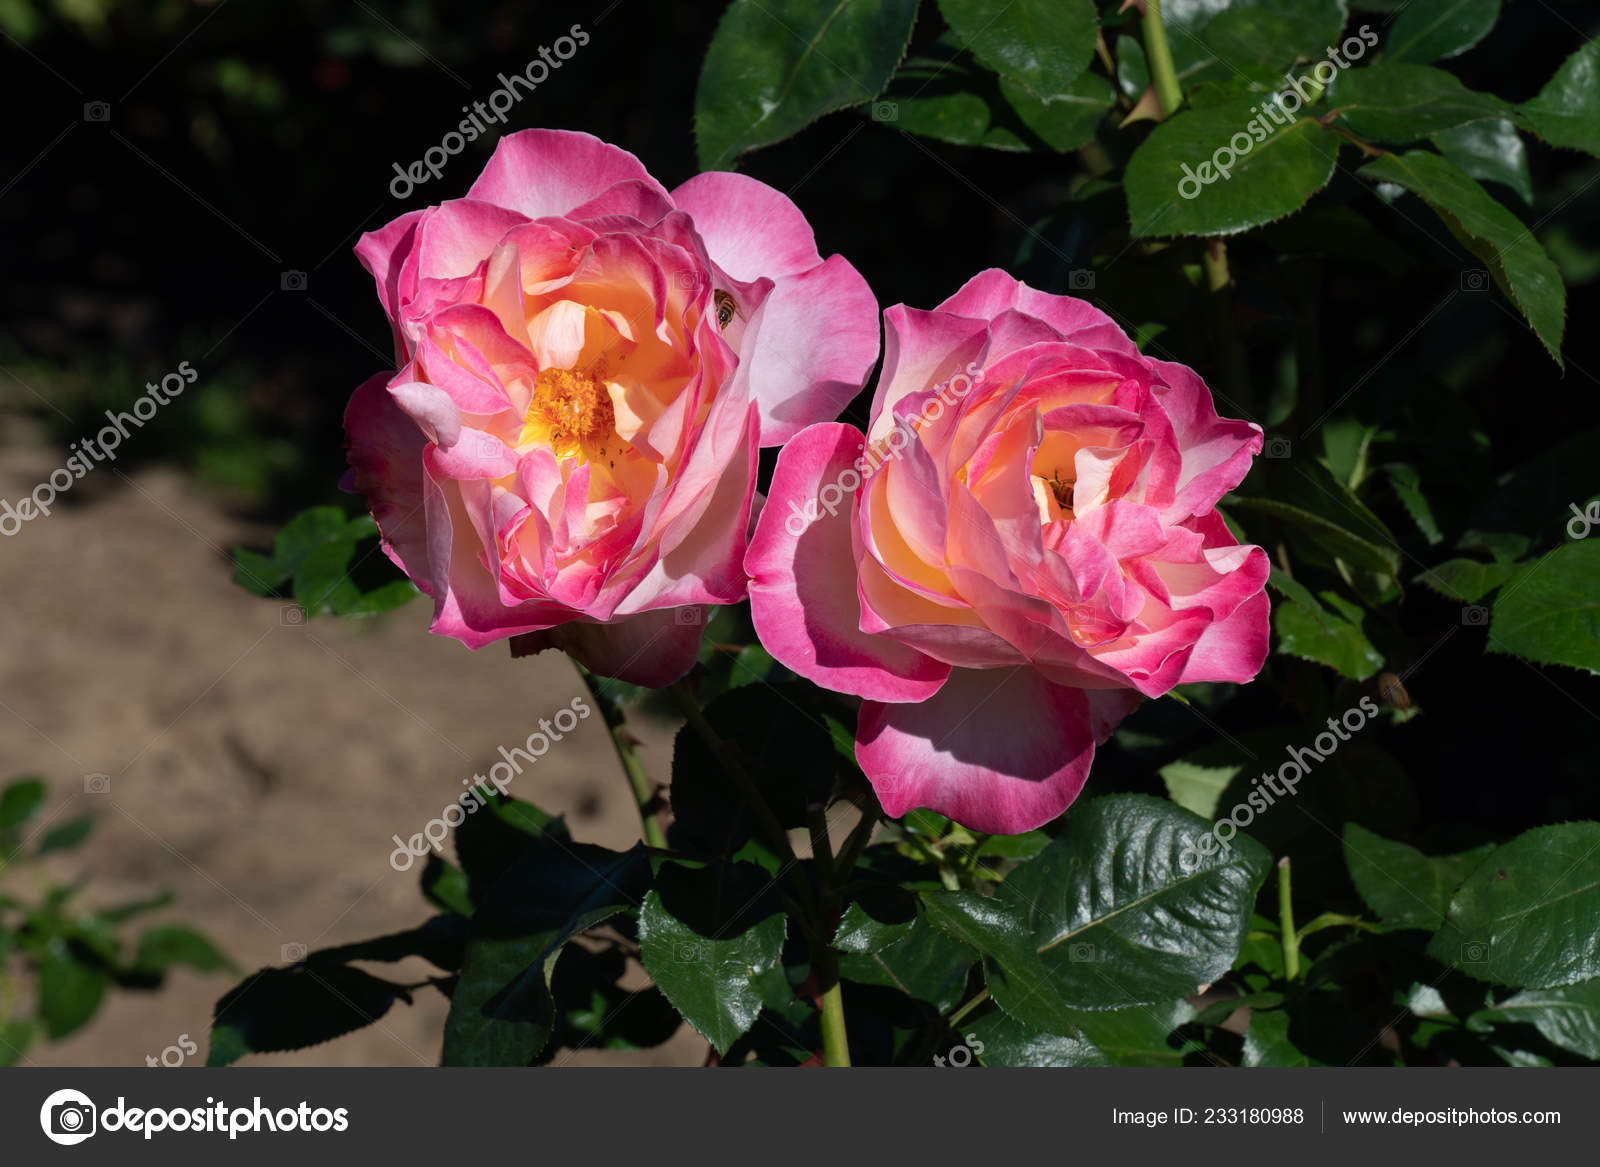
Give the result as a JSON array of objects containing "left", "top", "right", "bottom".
[{"left": 521, "top": 365, "right": 617, "bottom": 462}]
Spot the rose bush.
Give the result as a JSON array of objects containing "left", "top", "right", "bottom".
[
  {"left": 748, "top": 270, "right": 1270, "bottom": 833},
  {"left": 343, "top": 129, "right": 878, "bottom": 684}
]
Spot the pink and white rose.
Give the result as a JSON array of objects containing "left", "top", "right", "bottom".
[
  {"left": 747, "top": 270, "right": 1270, "bottom": 833},
  {"left": 343, "top": 129, "right": 878, "bottom": 685}
]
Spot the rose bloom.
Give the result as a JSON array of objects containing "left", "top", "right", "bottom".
[
  {"left": 344, "top": 130, "right": 878, "bottom": 685},
  {"left": 747, "top": 270, "right": 1270, "bottom": 833}
]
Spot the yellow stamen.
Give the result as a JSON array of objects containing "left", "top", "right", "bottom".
[{"left": 519, "top": 366, "right": 616, "bottom": 461}]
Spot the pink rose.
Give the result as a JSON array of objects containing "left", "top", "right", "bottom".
[
  {"left": 747, "top": 270, "right": 1270, "bottom": 833},
  {"left": 344, "top": 130, "right": 879, "bottom": 685}
]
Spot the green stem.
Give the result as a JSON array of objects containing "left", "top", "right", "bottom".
[
  {"left": 1142, "top": 0, "right": 1184, "bottom": 118},
  {"left": 1277, "top": 856, "right": 1301, "bottom": 981},
  {"left": 817, "top": 960, "right": 852, "bottom": 1067},
  {"left": 947, "top": 988, "right": 990, "bottom": 1028},
  {"left": 575, "top": 664, "right": 666, "bottom": 849}
]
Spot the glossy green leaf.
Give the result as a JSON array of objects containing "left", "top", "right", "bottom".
[
  {"left": 1343, "top": 823, "right": 1493, "bottom": 931},
  {"left": 833, "top": 887, "right": 918, "bottom": 955},
  {"left": 1415, "top": 557, "right": 1519, "bottom": 602},
  {"left": 1520, "top": 38, "right": 1600, "bottom": 157},
  {"left": 837, "top": 911, "right": 977, "bottom": 1013},
  {"left": 1488, "top": 541, "right": 1600, "bottom": 674},
  {"left": 1473, "top": 978, "right": 1600, "bottom": 1060},
  {"left": 936, "top": 0, "right": 1097, "bottom": 99},
  {"left": 1243, "top": 1007, "right": 1320, "bottom": 1065},
  {"left": 1126, "top": 97, "right": 1341, "bottom": 237},
  {"left": 1274, "top": 590, "right": 1385, "bottom": 680},
  {"left": 443, "top": 841, "right": 649, "bottom": 1065},
  {"left": 1000, "top": 72, "right": 1115, "bottom": 152},
  {"left": 969, "top": 1008, "right": 1108, "bottom": 1066},
  {"left": 638, "top": 861, "right": 787, "bottom": 1055},
  {"left": 1357, "top": 150, "right": 1565, "bottom": 366},
  {"left": 1204, "top": 0, "right": 1349, "bottom": 71},
  {"left": 1056, "top": 999, "right": 1203, "bottom": 1066},
  {"left": 1434, "top": 118, "right": 1532, "bottom": 204},
  {"left": 1333, "top": 63, "right": 1518, "bottom": 142},
  {"left": 694, "top": 0, "right": 919, "bottom": 169},
  {"left": 1430, "top": 822, "right": 1600, "bottom": 988},
  {"left": 884, "top": 91, "right": 1027, "bottom": 151},
  {"left": 1385, "top": 0, "right": 1500, "bottom": 64},
  {"left": 923, "top": 795, "right": 1271, "bottom": 1017}
]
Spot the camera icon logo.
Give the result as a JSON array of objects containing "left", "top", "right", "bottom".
[
  {"left": 671, "top": 269, "right": 705, "bottom": 292},
  {"left": 40, "top": 1088, "right": 97, "bottom": 1145},
  {"left": 1264, "top": 436, "right": 1292, "bottom": 459},
  {"left": 673, "top": 941, "right": 706, "bottom": 962},
  {"left": 280, "top": 270, "right": 308, "bottom": 292},
  {"left": 1068, "top": 269, "right": 1095, "bottom": 291},
  {"left": 281, "top": 604, "right": 307, "bottom": 627},
  {"left": 83, "top": 772, "right": 111, "bottom": 794},
  {"left": 674, "top": 606, "right": 703, "bottom": 626},
  {"left": 281, "top": 941, "right": 308, "bottom": 962},
  {"left": 1067, "top": 942, "right": 1099, "bottom": 962},
  {"left": 871, "top": 101, "right": 899, "bottom": 123},
  {"left": 1460, "top": 269, "right": 1490, "bottom": 292},
  {"left": 83, "top": 101, "right": 110, "bottom": 122},
  {"left": 1461, "top": 940, "right": 1489, "bottom": 962},
  {"left": 1462, "top": 605, "right": 1489, "bottom": 627}
]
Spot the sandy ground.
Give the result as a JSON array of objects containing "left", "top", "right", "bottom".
[{"left": 0, "top": 440, "right": 705, "bottom": 1067}]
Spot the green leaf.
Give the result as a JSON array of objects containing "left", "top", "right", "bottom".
[
  {"left": 1358, "top": 150, "right": 1566, "bottom": 365},
  {"left": 1332, "top": 63, "right": 1518, "bottom": 143},
  {"left": 443, "top": 841, "right": 649, "bottom": 1065},
  {"left": 1434, "top": 118, "right": 1532, "bottom": 205},
  {"left": 0, "top": 777, "right": 45, "bottom": 830},
  {"left": 694, "top": 0, "right": 919, "bottom": 169},
  {"left": 1159, "top": 759, "right": 1244, "bottom": 820},
  {"left": 1343, "top": 823, "right": 1493, "bottom": 931},
  {"left": 37, "top": 817, "right": 93, "bottom": 854},
  {"left": 1204, "top": 0, "right": 1349, "bottom": 71},
  {"left": 1520, "top": 38, "right": 1600, "bottom": 157},
  {"left": 1243, "top": 1007, "right": 1320, "bottom": 1065},
  {"left": 923, "top": 795, "right": 1271, "bottom": 1020},
  {"left": 1125, "top": 97, "right": 1342, "bottom": 237},
  {"left": 209, "top": 965, "right": 412, "bottom": 1066},
  {"left": 999, "top": 72, "right": 1116, "bottom": 152},
  {"left": 836, "top": 910, "right": 977, "bottom": 1013},
  {"left": 1414, "top": 557, "right": 1518, "bottom": 602},
  {"left": 1473, "top": 978, "right": 1600, "bottom": 1060},
  {"left": 132, "top": 926, "right": 233, "bottom": 975},
  {"left": 969, "top": 1008, "right": 1108, "bottom": 1066},
  {"left": 638, "top": 861, "right": 787, "bottom": 1055},
  {"left": 833, "top": 887, "right": 918, "bottom": 955},
  {"left": 1488, "top": 542, "right": 1600, "bottom": 674},
  {"left": 39, "top": 944, "right": 109, "bottom": 1039},
  {"left": 1053, "top": 999, "right": 1203, "bottom": 1066},
  {"left": 233, "top": 506, "right": 415, "bottom": 618},
  {"left": 1384, "top": 463, "right": 1445, "bottom": 545},
  {"left": 1385, "top": 0, "right": 1500, "bottom": 64},
  {"left": 880, "top": 91, "right": 1027, "bottom": 151},
  {"left": 1274, "top": 589, "right": 1385, "bottom": 680},
  {"left": 1233, "top": 455, "right": 1404, "bottom": 575},
  {"left": 1430, "top": 822, "right": 1600, "bottom": 988},
  {"left": 936, "top": 0, "right": 1098, "bottom": 99}
]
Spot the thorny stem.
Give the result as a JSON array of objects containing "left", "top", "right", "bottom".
[{"left": 1142, "top": 0, "right": 1185, "bottom": 119}]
